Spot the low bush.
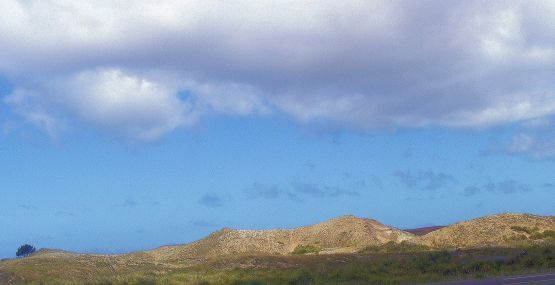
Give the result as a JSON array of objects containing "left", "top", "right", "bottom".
[
  {"left": 361, "top": 241, "right": 430, "bottom": 254},
  {"left": 291, "top": 245, "right": 320, "bottom": 255},
  {"left": 511, "top": 226, "right": 533, "bottom": 234},
  {"left": 530, "top": 230, "right": 555, "bottom": 240}
]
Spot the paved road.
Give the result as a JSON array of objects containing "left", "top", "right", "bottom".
[{"left": 433, "top": 273, "right": 555, "bottom": 285}]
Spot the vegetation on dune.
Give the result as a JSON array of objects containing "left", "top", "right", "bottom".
[
  {"left": 291, "top": 245, "right": 320, "bottom": 255},
  {"left": 5, "top": 244, "right": 553, "bottom": 285},
  {"left": 359, "top": 241, "right": 430, "bottom": 254},
  {"left": 155, "top": 215, "right": 414, "bottom": 259},
  {"left": 508, "top": 226, "right": 555, "bottom": 242},
  {"left": 124, "top": 245, "right": 555, "bottom": 285},
  {"left": 417, "top": 213, "right": 555, "bottom": 249},
  {"left": 2, "top": 213, "right": 553, "bottom": 284},
  {"left": 530, "top": 230, "right": 555, "bottom": 240},
  {"left": 511, "top": 226, "right": 537, "bottom": 235}
]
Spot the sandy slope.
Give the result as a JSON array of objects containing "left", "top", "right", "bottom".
[
  {"left": 1, "top": 213, "right": 554, "bottom": 284},
  {"left": 416, "top": 213, "right": 555, "bottom": 249},
  {"left": 150, "top": 215, "right": 414, "bottom": 262}
]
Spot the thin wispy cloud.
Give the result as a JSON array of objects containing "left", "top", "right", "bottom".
[
  {"left": 463, "top": 180, "right": 533, "bottom": 196},
  {"left": 463, "top": 186, "right": 482, "bottom": 197},
  {"left": 394, "top": 170, "right": 456, "bottom": 191},
  {"left": 17, "top": 204, "right": 38, "bottom": 211},
  {"left": 199, "top": 193, "right": 224, "bottom": 208},
  {"left": 113, "top": 197, "right": 159, "bottom": 208},
  {"left": 505, "top": 119, "right": 555, "bottom": 159},
  {"left": 244, "top": 178, "right": 366, "bottom": 201},
  {"left": 122, "top": 198, "right": 138, "bottom": 208},
  {"left": 291, "top": 181, "right": 361, "bottom": 198},
  {"left": 244, "top": 182, "right": 282, "bottom": 200},
  {"left": 54, "top": 210, "right": 76, "bottom": 218}
]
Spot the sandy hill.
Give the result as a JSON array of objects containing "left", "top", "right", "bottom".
[
  {"left": 416, "top": 213, "right": 555, "bottom": 249},
  {"left": 0, "top": 249, "right": 160, "bottom": 283},
  {"left": 151, "top": 215, "right": 414, "bottom": 262},
  {"left": 1, "top": 213, "right": 554, "bottom": 284}
]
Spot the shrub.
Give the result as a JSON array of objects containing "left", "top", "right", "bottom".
[
  {"left": 291, "top": 245, "right": 320, "bottom": 255},
  {"left": 531, "top": 230, "right": 555, "bottom": 240},
  {"left": 133, "top": 278, "right": 156, "bottom": 285},
  {"left": 16, "top": 244, "right": 36, "bottom": 257},
  {"left": 361, "top": 241, "right": 430, "bottom": 254},
  {"left": 509, "top": 234, "right": 529, "bottom": 241},
  {"left": 511, "top": 226, "right": 533, "bottom": 234}
]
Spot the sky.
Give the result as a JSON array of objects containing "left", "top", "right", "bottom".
[{"left": 0, "top": 0, "right": 554, "bottom": 258}]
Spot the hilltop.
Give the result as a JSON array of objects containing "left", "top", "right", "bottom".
[
  {"left": 417, "top": 213, "right": 555, "bottom": 248},
  {"left": 150, "top": 215, "right": 414, "bottom": 262}
]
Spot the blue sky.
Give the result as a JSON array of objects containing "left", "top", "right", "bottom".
[{"left": 1, "top": 1, "right": 555, "bottom": 258}]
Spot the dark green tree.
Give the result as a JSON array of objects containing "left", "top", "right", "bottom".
[{"left": 16, "top": 244, "right": 36, "bottom": 257}]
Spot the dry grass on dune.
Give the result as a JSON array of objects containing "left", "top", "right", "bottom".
[
  {"left": 0, "top": 249, "right": 176, "bottom": 283},
  {"left": 1, "top": 212, "right": 554, "bottom": 284},
  {"left": 417, "top": 213, "right": 555, "bottom": 249},
  {"left": 150, "top": 215, "right": 415, "bottom": 262}
]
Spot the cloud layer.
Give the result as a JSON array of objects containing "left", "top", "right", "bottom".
[{"left": 1, "top": 1, "right": 555, "bottom": 140}]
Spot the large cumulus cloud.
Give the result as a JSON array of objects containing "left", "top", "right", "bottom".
[{"left": 1, "top": 0, "right": 554, "bottom": 140}]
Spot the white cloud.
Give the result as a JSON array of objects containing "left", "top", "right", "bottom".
[
  {"left": 5, "top": 69, "right": 194, "bottom": 141},
  {"left": 444, "top": 91, "right": 555, "bottom": 128},
  {"left": 1, "top": 0, "right": 555, "bottom": 140},
  {"left": 61, "top": 69, "right": 194, "bottom": 141},
  {"left": 504, "top": 119, "right": 555, "bottom": 159},
  {"left": 3, "top": 89, "right": 63, "bottom": 137},
  {"left": 3, "top": 69, "right": 273, "bottom": 141}
]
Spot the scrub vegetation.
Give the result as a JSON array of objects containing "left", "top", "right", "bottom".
[
  {"left": 1, "top": 213, "right": 553, "bottom": 284},
  {"left": 5, "top": 245, "right": 554, "bottom": 285}
]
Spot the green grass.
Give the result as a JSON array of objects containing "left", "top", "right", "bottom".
[
  {"left": 159, "top": 245, "right": 555, "bottom": 285},
  {"left": 511, "top": 226, "right": 536, "bottom": 235},
  {"left": 510, "top": 226, "right": 555, "bottom": 243},
  {"left": 360, "top": 241, "right": 430, "bottom": 254},
  {"left": 530, "top": 230, "right": 555, "bottom": 240},
  {"left": 291, "top": 245, "right": 320, "bottom": 255}
]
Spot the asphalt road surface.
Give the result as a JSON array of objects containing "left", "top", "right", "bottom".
[{"left": 432, "top": 273, "right": 555, "bottom": 285}]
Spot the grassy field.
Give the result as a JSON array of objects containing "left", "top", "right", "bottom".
[{"left": 3, "top": 243, "right": 553, "bottom": 285}]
